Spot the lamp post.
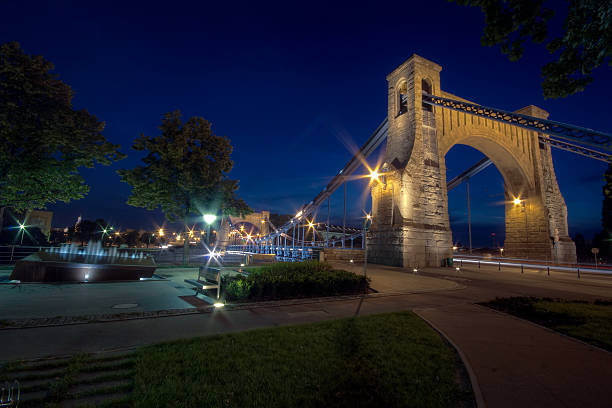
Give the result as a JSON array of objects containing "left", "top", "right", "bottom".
[
  {"left": 363, "top": 213, "right": 372, "bottom": 289},
  {"left": 203, "top": 214, "right": 217, "bottom": 246},
  {"left": 18, "top": 223, "right": 26, "bottom": 245},
  {"left": 362, "top": 168, "right": 382, "bottom": 286}
]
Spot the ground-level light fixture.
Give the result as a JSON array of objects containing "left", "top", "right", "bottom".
[
  {"left": 456, "top": 267, "right": 460, "bottom": 271},
  {"left": 213, "top": 302, "right": 224, "bottom": 308}
]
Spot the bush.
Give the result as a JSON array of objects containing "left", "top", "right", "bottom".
[{"left": 221, "top": 261, "right": 369, "bottom": 302}]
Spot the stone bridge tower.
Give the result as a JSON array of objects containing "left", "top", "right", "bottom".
[{"left": 368, "top": 55, "right": 576, "bottom": 268}]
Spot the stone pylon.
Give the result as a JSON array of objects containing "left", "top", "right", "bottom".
[{"left": 368, "top": 55, "right": 576, "bottom": 267}]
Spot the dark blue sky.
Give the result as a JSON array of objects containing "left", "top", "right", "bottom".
[{"left": 1, "top": 0, "right": 610, "bottom": 246}]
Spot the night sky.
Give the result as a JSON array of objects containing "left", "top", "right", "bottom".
[{"left": 1, "top": 0, "right": 610, "bottom": 246}]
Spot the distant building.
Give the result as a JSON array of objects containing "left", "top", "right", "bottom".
[
  {"left": 26, "top": 210, "right": 53, "bottom": 239},
  {"left": 0, "top": 208, "right": 53, "bottom": 239}
]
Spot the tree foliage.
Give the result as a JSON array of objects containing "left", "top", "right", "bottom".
[
  {"left": 452, "top": 0, "right": 612, "bottom": 98},
  {"left": 118, "top": 110, "right": 250, "bottom": 223},
  {"left": 0, "top": 42, "right": 125, "bottom": 210}
]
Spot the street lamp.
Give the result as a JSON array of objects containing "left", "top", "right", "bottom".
[
  {"left": 363, "top": 213, "right": 373, "bottom": 292},
  {"left": 18, "top": 223, "right": 26, "bottom": 245},
  {"left": 203, "top": 214, "right": 217, "bottom": 245},
  {"left": 307, "top": 220, "right": 316, "bottom": 246}
]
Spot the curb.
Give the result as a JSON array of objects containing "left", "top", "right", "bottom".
[{"left": 415, "top": 310, "right": 486, "bottom": 408}]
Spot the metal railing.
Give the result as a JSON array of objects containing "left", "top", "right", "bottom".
[
  {"left": 453, "top": 255, "right": 612, "bottom": 279},
  {"left": 0, "top": 244, "right": 217, "bottom": 265},
  {"left": 0, "top": 245, "right": 50, "bottom": 264}
]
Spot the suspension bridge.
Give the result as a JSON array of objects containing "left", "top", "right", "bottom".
[{"left": 220, "top": 55, "right": 611, "bottom": 268}]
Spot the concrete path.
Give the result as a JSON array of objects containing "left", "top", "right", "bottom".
[
  {"left": 2, "top": 262, "right": 612, "bottom": 407},
  {"left": 416, "top": 303, "right": 612, "bottom": 408}
]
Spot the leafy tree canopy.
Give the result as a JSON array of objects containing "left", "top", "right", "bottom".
[
  {"left": 452, "top": 0, "right": 612, "bottom": 98},
  {"left": 0, "top": 42, "right": 125, "bottom": 211},
  {"left": 118, "top": 110, "right": 251, "bottom": 224}
]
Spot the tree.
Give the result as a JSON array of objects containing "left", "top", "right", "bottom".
[
  {"left": 140, "top": 232, "right": 157, "bottom": 248},
  {"left": 74, "top": 220, "right": 98, "bottom": 245},
  {"left": 118, "top": 110, "right": 251, "bottom": 264},
  {"left": 452, "top": 0, "right": 612, "bottom": 98},
  {"left": 0, "top": 42, "right": 125, "bottom": 211},
  {"left": 124, "top": 230, "right": 141, "bottom": 248}
]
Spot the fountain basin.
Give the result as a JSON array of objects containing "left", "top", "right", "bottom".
[{"left": 10, "top": 251, "right": 156, "bottom": 283}]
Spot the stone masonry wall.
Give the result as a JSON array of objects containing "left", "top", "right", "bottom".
[
  {"left": 368, "top": 55, "right": 452, "bottom": 268},
  {"left": 369, "top": 54, "right": 576, "bottom": 266}
]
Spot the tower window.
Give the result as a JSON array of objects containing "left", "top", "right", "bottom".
[
  {"left": 398, "top": 81, "right": 408, "bottom": 115},
  {"left": 422, "top": 78, "right": 433, "bottom": 113}
]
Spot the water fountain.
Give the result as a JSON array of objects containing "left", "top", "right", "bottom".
[{"left": 10, "top": 240, "right": 156, "bottom": 282}]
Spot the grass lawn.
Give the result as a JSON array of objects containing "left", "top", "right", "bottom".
[
  {"left": 132, "top": 312, "right": 473, "bottom": 408},
  {"left": 2, "top": 312, "right": 473, "bottom": 407},
  {"left": 483, "top": 297, "right": 612, "bottom": 351}
]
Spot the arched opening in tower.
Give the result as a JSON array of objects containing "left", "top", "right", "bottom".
[{"left": 445, "top": 144, "right": 506, "bottom": 254}]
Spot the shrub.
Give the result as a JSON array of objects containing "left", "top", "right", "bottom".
[{"left": 220, "top": 261, "right": 369, "bottom": 302}]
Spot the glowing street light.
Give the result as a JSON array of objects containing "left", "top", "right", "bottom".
[
  {"left": 18, "top": 222, "right": 26, "bottom": 244},
  {"left": 203, "top": 214, "right": 217, "bottom": 245},
  {"left": 369, "top": 169, "right": 379, "bottom": 182},
  {"left": 158, "top": 229, "right": 164, "bottom": 237},
  {"left": 203, "top": 214, "right": 217, "bottom": 225},
  {"left": 513, "top": 197, "right": 522, "bottom": 205}
]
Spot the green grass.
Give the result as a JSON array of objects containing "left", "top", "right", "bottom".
[
  {"left": 221, "top": 261, "right": 369, "bottom": 302},
  {"left": 132, "top": 312, "right": 472, "bottom": 408},
  {"left": 483, "top": 297, "right": 612, "bottom": 351}
]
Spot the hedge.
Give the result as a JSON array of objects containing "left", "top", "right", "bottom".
[{"left": 220, "top": 261, "right": 369, "bottom": 302}]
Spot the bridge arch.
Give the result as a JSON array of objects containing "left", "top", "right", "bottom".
[
  {"left": 440, "top": 124, "right": 534, "bottom": 197},
  {"left": 369, "top": 54, "right": 576, "bottom": 268}
]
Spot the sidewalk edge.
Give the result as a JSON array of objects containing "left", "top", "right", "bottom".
[{"left": 415, "top": 310, "right": 485, "bottom": 408}]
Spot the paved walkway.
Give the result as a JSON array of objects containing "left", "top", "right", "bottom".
[
  {"left": 416, "top": 303, "right": 612, "bottom": 408},
  {"left": 2, "top": 262, "right": 612, "bottom": 407}
]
